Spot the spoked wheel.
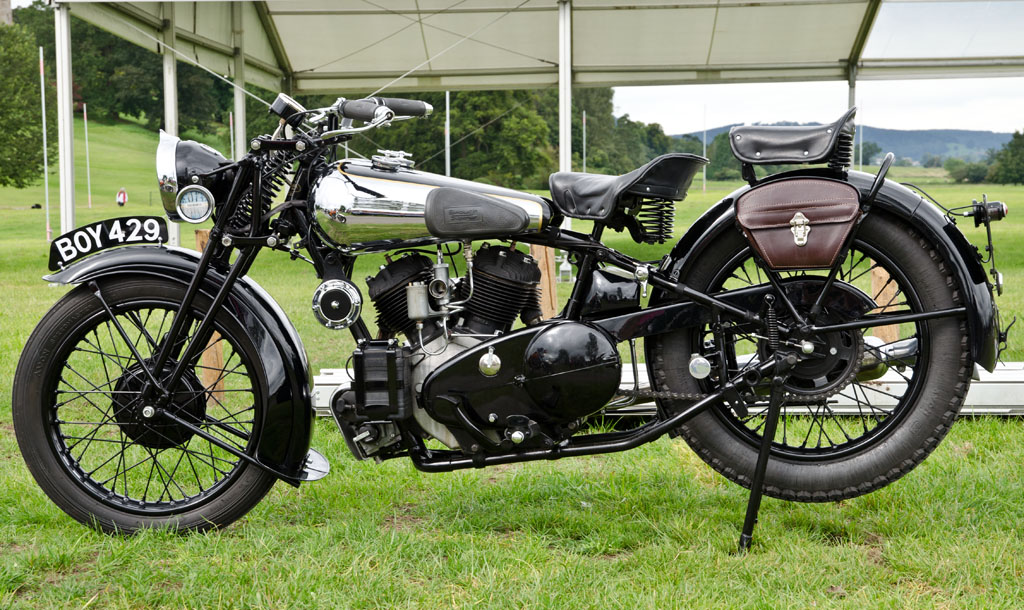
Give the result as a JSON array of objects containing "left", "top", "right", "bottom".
[
  {"left": 649, "top": 214, "right": 972, "bottom": 501},
  {"left": 14, "top": 278, "right": 276, "bottom": 533}
]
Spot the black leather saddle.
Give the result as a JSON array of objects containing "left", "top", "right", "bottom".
[
  {"left": 548, "top": 153, "right": 708, "bottom": 221},
  {"left": 729, "top": 107, "right": 856, "bottom": 165}
]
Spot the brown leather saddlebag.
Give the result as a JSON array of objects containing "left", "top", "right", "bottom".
[{"left": 735, "top": 178, "right": 861, "bottom": 269}]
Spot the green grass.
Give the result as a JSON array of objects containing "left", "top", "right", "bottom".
[{"left": 3, "top": 118, "right": 1024, "bottom": 608}]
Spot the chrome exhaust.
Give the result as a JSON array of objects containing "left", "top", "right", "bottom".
[{"left": 858, "top": 336, "right": 918, "bottom": 381}]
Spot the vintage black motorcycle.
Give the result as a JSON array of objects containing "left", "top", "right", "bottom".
[{"left": 13, "top": 94, "right": 1009, "bottom": 550}]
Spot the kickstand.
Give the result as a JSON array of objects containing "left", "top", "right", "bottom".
[{"left": 738, "top": 359, "right": 790, "bottom": 553}]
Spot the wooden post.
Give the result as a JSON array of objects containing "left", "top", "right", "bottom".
[
  {"left": 195, "top": 230, "right": 225, "bottom": 402},
  {"left": 530, "top": 245, "right": 559, "bottom": 319},
  {"left": 871, "top": 266, "right": 900, "bottom": 344}
]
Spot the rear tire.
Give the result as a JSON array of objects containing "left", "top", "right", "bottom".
[
  {"left": 649, "top": 214, "right": 972, "bottom": 502},
  {"left": 13, "top": 277, "right": 277, "bottom": 533}
]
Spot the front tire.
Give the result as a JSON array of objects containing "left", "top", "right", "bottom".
[
  {"left": 13, "top": 277, "right": 277, "bottom": 533},
  {"left": 649, "top": 213, "right": 972, "bottom": 502}
]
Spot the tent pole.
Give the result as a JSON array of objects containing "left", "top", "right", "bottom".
[
  {"left": 232, "top": 3, "right": 246, "bottom": 165},
  {"left": 162, "top": 1, "right": 180, "bottom": 246},
  {"left": 54, "top": 1, "right": 75, "bottom": 234},
  {"left": 532, "top": 0, "right": 573, "bottom": 319},
  {"left": 445, "top": 91, "right": 451, "bottom": 177},
  {"left": 557, "top": 0, "right": 571, "bottom": 173}
]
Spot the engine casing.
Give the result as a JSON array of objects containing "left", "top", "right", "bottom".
[{"left": 421, "top": 322, "right": 621, "bottom": 451}]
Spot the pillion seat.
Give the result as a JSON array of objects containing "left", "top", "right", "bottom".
[
  {"left": 729, "top": 107, "right": 857, "bottom": 165},
  {"left": 548, "top": 153, "right": 708, "bottom": 221}
]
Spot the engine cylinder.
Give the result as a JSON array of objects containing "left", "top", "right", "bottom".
[
  {"left": 366, "top": 253, "right": 435, "bottom": 341},
  {"left": 458, "top": 245, "right": 542, "bottom": 335}
]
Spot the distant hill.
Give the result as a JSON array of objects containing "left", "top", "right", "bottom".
[{"left": 677, "top": 123, "right": 1012, "bottom": 163}]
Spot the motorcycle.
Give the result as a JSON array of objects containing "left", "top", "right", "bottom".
[{"left": 13, "top": 94, "right": 1010, "bottom": 550}]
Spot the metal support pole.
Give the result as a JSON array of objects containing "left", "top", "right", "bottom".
[
  {"left": 232, "top": 3, "right": 247, "bottom": 164},
  {"left": 445, "top": 90, "right": 451, "bottom": 177},
  {"left": 162, "top": 2, "right": 180, "bottom": 246},
  {"left": 39, "top": 46, "right": 51, "bottom": 242},
  {"left": 54, "top": 2, "right": 75, "bottom": 234},
  {"left": 557, "top": 0, "right": 571, "bottom": 173}
]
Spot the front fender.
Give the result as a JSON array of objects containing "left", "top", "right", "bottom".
[
  {"left": 44, "top": 245, "right": 315, "bottom": 482},
  {"left": 658, "top": 170, "right": 999, "bottom": 371}
]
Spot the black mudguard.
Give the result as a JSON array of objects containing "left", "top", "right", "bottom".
[
  {"left": 656, "top": 169, "right": 999, "bottom": 371},
  {"left": 44, "top": 245, "right": 316, "bottom": 483}
]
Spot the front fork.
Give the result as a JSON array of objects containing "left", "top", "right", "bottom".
[{"left": 86, "top": 158, "right": 306, "bottom": 483}]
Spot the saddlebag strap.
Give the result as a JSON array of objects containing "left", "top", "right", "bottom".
[{"left": 735, "top": 178, "right": 861, "bottom": 269}]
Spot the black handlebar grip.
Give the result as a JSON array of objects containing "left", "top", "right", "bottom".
[
  {"left": 368, "top": 97, "right": 433, "bottom": 117},
  {"left": 337, "top": 99, "right": 385, "bottom": 122}
]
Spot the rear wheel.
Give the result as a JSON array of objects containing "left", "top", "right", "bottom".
[
  {"left": 649, "top": 214, "right": 972, "bottom": 501},
  {"left": 13, "top": 277, "right": 276, "bottom": 533}
]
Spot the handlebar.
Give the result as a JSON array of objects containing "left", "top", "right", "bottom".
[
  {"left": 365, "top": 97, "right": 433, "bottom": 118},
  {"left": 267, "top": 92, "right": 433, "bottom": 141},
  {"left": 336, "top": 99, "right": 393, "bottom": 122}
]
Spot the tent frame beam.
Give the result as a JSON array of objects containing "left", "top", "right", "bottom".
[{"left": 161, "top": 1, "right": 180, "bottom": 246}]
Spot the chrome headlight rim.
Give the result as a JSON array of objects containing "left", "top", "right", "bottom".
[
  {"left": 157, "top": 130, "right": 181, "bottom": 217},
  {"left": 175, "top": 184, "right": 215, "bottom": 224}
]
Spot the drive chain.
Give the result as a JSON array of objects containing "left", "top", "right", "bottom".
[{"left": 614, "top": 388, "right": 709, "bottom": 402}]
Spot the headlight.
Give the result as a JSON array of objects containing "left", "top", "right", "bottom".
[
  {"left": 156, "top": 130, "right": 180, "bottom": 216},
  {"left": 156, "top": 130, "right": 230, "bottom": 223},
  {"left": 175, "top": 185, "right": 214, "bottom": 223}
]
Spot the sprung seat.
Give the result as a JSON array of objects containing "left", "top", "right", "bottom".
[
  {"left": 548, "top": 153, "right": 708, "bottom": 221},
  {"left": 729, "top": 107, "right": 857, "bottom": 165}
]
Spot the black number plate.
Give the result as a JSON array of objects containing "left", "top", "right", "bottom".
[{"left": 48, "top": 216, "right": 169, "bottom": 271}]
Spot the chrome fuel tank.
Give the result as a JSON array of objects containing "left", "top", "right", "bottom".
[{"left": 311, "top": 159, "right": 550, "bottom": 251}]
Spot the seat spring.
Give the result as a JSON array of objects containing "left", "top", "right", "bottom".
[
  {"left": 637, "top": 199, "right": 675, "bottom": 244},
  {"left": 828, "top": 131, "right": 855, "bottom": 170}
]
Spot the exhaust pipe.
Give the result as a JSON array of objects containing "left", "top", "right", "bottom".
[{"left": 858, "top": 336, "right": 918, "bottom": 381}]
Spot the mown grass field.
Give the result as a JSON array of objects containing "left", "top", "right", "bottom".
[{"left": 2, "top": 118, "right": 1024, "bottom": 608}]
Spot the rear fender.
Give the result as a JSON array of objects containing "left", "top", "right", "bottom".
[
  {"left": 44, "top": 245, "right": 316, "bottom": 483},
  {"left": 656, "top": 170, "right": 998, "bottom": 371}
]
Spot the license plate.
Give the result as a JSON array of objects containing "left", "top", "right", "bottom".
[{"left": 48, "top": 216, "right": 169, "bottom": 271}]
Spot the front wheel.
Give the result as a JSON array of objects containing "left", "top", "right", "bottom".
[
  {"left": 649, "top": 213, "right": 973, "bottom": 502},
  {"left": 13, "top": 277, "right": 277, "bottom": 533}
]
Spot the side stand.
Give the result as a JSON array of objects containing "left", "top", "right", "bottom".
[{"left": 738, "top": 356, "right": 791, "bottom": 552}]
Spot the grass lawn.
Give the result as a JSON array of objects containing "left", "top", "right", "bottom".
[{"left": 2, "top": 118, "right": 1024, "bottom": 608}]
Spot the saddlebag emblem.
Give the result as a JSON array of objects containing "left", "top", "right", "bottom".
[{"left": 790, "top": 212, "right": 810, "bottom": 247}]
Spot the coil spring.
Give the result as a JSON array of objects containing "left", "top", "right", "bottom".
[
  {"left": 227, "top": 162, "right": 286, "bottom": 233},
  {"left": 636, "top": 199, "right": 675, "bottom": 244},
  {"left": 765, "top": 295, "right": 780, "bottom": 351},
  {"left": 828, "top": 131, "right": 855, "bottom": 171}
]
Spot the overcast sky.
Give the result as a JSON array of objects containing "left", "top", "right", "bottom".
[
  {"left": 613, "top": 78, "right": 1024, "bottom": 135},
  {"left": 15, "top": 0, "right": 1022, "bottom": 135}
]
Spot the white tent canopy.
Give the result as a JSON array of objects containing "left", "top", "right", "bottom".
[{"left": 49, "top": 0, "right": 1024, "bottom": 241}]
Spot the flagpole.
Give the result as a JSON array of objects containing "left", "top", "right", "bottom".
[
  {"left": 39, "top": 46, "right": 52, "bottom": 242},
  {"left": 702, "top": 104, "right": 707, "bottom": 193},
  {"left": 582, "top": 110, "right": 587, "bottom": 173},
  {"left": 84, "top": 103, "right": 92, "bottom": 209},
  {"left": 229, "top": 111, "right": 236, "bottom": 160}
]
